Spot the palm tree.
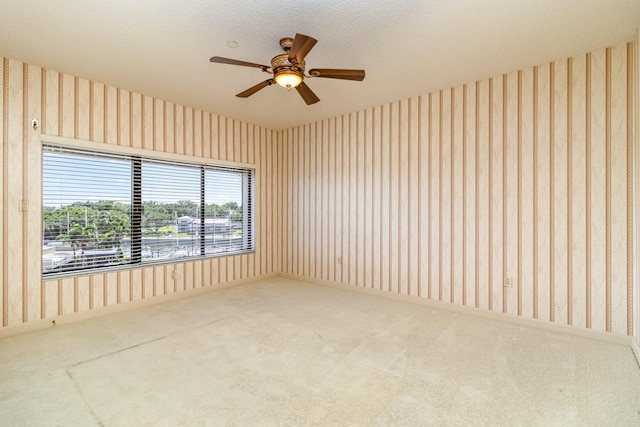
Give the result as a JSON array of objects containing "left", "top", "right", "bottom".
[{"left": 57, "top": 223, "right": 93, "bottom": 263}]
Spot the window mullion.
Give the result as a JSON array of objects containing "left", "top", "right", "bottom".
[
  {"left": 200, "top": 166, "right": 205, "bottom": 256},
  {"left": 243, "top": 172, "right": 250, "bottom": 250},
  {"left": 131, "top": 157, "right": 142, "bottom": 264}
]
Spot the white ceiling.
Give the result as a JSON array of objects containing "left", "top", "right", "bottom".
[{"left": 1, "top": 1, "right": 639, "bottom": 130}]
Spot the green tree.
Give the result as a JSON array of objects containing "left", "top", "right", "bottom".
[
  {"left": 175, "top": 200, "right": 199, "bottom": 217},
  {"left": 46, "top": 201, "right": 131, "bottom": 251},
  {"left": 57, "top": 223, "right": 93, "bottom": 256}
]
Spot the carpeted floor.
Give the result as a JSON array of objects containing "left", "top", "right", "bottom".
[{"left": 1, "top": 276, "right": 639, "bottom": 426}]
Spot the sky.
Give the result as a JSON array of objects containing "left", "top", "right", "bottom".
[{"left": 43, "top": 150, "right": 244, "bottom": 209}]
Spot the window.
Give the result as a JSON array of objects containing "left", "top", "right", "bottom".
[{"left": 42, "top": 145, "right": 254, "bottom": 277}]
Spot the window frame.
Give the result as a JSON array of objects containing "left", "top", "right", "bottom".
[{"left": 41, "top": 134, "right": 255, "bottom": 279}]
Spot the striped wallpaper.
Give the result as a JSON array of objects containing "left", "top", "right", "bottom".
[
  {"left": 280, "top": 41, "right": 635, "bottom": 336},
  {"left": 0, "top": 58, "right": 281, "bottom": 329},
  {"left": 0, "top": 38, "right": 637, "bottom": 341}
]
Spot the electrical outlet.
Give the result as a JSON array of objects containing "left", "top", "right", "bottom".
[
  {"left": 171, "top": 270, "right": 177, "bottom": 280},
  {"left": 504, "top": 277, "right": 512, "bottom": 288},
  {"left": 337, "top": 257, "right": 342, "bottom": 265}
]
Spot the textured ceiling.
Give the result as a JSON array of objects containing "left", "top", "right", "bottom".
[{"left": 1, "top": 0, "right": 639, "bottom": 130}]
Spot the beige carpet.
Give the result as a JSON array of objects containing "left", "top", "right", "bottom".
[{"left": 1, "top": 276, "right": 639, "bottom": 426}]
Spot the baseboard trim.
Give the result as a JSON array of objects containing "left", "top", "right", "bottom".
[
  {"left": 631, "top": 338, "right": 640, "bottom": 368},
  {"left": 279, "top": 273, "right": 635, "bottom": 349},
  {"left": 0, "top": 273, "right": 278, "bottom": 340}
]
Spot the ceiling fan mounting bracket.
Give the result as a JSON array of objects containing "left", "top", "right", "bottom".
[{"left": 279, "top": 37, "right": 294, "bottom": 52}]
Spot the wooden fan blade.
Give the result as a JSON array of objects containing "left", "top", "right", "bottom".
[
  {"left": 210, "top": 56, "right": 269, "bottom": 70},
  {"left": 295, "top": 82, "right": 320, "bottom": 105},
  {"left": 288, "top": 34, "right": 318, "bottom": 63},
  {"left": 236, "top": 79, "right": 273, "bottom": 98},
  {"left": 308, "top": 68, "right": 366, "bottom": 81}
]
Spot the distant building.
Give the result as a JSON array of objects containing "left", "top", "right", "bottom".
[
  {"left": 42, "top": 245, "right": 72, "bottom": 272},
  {"left": 176, "top": 216, "right": 235, "bottom": 235},
  {"left": 176, "top": 216, "right": 195, "bottom": 233},
  {"left": 42, "top": 244, "right": 119, "bottom": 272},
  {"left": 82, "top": 248, "right": 120, "bottom": 266}
]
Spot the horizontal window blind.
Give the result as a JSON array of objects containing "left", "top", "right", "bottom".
[
  {"left": 204, "top": 168, "right": 248, "bottom": 255},
  {"left": 142, "top": 159, "right": 201, "bottom": 260},
  {"left": 43, "top": 147, "right": 133, "bottom": 273},
  {"left": 42, "top": 144, "right": 254, "bottom": 277}
]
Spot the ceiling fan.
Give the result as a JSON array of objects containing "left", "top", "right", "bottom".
[{"left": 210, "top": 34, "right": 365, "bottom": 105}]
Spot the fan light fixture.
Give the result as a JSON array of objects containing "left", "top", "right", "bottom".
[{"left": 274, "top": 69, "right": 303, "bottom": 89}]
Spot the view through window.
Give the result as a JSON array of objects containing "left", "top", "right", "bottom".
[{"left": 42, "top": 145, "right": 254, "bottom": 276}]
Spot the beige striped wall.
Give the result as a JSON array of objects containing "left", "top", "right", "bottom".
[
  {"left": 0, "top": 57, "right": 281, "bottom": 329},
  {"left": 0, "top": 39, "right": 637, "bottom": 340},
  {"left": 281, "top": 41, "right": 636, "bottom": 336}
]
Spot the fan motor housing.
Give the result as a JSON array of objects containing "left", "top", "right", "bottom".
[{"left": 271, "top": 54, "right": 305, "bottom": 74}]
